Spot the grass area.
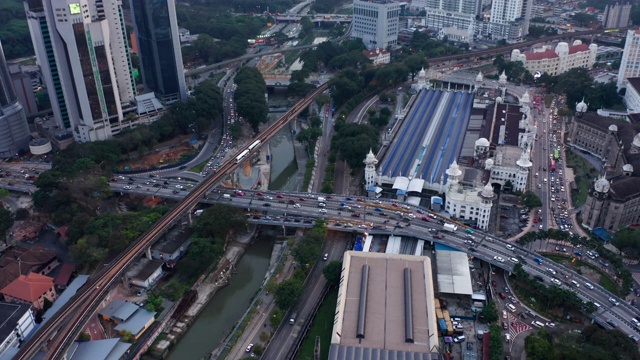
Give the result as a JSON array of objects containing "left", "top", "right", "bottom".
[
  {"left": 190, "top": 159, "right": 209, "bottom": 174},
  {"left": 599, "top": 275, "right": 620, "bottom": 296},
  {"left": 564, "top": 150, "right": 597, "bottom": 207},
  {"left": 295, "top": 288, "right": 337, "bottom": 360},
  {"left": 545, "top": 94, "right": 554, "bottom": 108},
  {"left": 210, "top": 71, "right": 226, "bottom": 85}
]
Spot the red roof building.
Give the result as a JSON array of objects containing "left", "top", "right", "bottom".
[
  {"left": 54, "top": 263, "right": 76, "bottom": 287},
  {"left": 362, "top": 48, "right": 391, "bottom": 66},
  {"left": 511, "top": 40, "right": 597, "bottom": 76},
  {"left": 1, "top": 272, "right": 57, "bottom": 310}
]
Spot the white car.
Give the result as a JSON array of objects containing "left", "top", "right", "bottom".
[
  {"left": 123, "top": 185, "right": 132, "bottom": 190},
  {"left": 584, "top": 282, "right": 594, "bottom": 290},
  {"left": 318, "top": 209, "right": 327, "bottom": 213},
  {"left": 506, "top": 244, "right": 515, "bottom": 251},
  {"left": 175, "top": 185, "right": 183, "bottom": 189},
  {"left": 293, "top": 204, "right": 301, "bottom": 208},
  {"left": 547, "top": 268, "right": 557, "bottom": 275},
  {"left": 545, "top": 322, "right": 556, "bottom": 328},
  {"left": 493, "top": 256, "right": 504, "bottom": 263}
]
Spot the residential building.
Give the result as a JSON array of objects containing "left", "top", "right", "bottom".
[
  {"left": 488, "top": 0, "right": 532, "bottom": 41},
  {"left": 0, "top": 273, "right": 57, "bottom": 310},
  {"left": 362, "top": 48, "right": 391, "bottom": 65},
  {"left": 602, "top": 2, "right": 632, "bottom": 29},
  {"left": 0, "top": 246, "right": 59, "bottom": 291},
  {"left": 24, "top": 0, "right": 136, "bottom": 142},
  {"left": 352, "top": 0, "right": 400, "bottom": 50},
  {"left": 0, "top": 38, "right": 30, "bottom": 158},
  {"left": 130, "top": 0, "right": 187, "bottom": 104},
  {"left": 618, "top": 30, "right": 640, "bottom": 89},
  {"left": 423, "top": 0, "right": 480, "bottom": 39},
  {"left": 510, "top": 40, "right": 597, "bottom": 76},
  {"left": 0, "top": 302, "right": 36, "bottom": 357},
  {"left": 126, "top": 258, "right": 163, "bottom": 289}
]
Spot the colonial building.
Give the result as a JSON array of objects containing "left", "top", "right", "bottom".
[
  {"left": 510, "top": 40, "right": 597, "bottom": 77},
  {"left": 444, "top": 161, "right": 495, "bottom": 230},
  {"left": 582, "top": 175, "right": 640, "bottom": 231},
  {"left": 362, "top": 48, "right": 391, "bottom": 66}
]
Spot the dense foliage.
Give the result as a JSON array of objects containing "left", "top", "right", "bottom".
[
  {"left": 322, "top": 260, "right": 342, "bottom": 285},
  {"left": 0, "top": 0, "right": 34, "bottom": 59},
  {"left": 332, "top": 123, "right": 380, "bottom": 170},
  {"left": 234, "top": 67, "right": 268, "bottom": 133},
  {"left": 522, "top": 191, "right": 543, "bottom": 209},
  {"left": 292, "top": 220, "right": 326, "bottom": 266},
  {"left": 611, "top": 228, "right": 640, "bottom": 259},
  {"left": 525, "top": 325, "right": 640, "bottom": 360}
]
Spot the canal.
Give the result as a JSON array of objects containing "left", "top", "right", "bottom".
[{"left": 167, "top": 238, "right": 274, "bottom": 360}]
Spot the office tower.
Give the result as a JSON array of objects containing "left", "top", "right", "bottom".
[
  {"left": 130, "top": 0, "right": 187, "bottom": 104},
  {"left": 0, "top": 38, "right": 30, "bottom": 158},
  {"left": 617, "top": 30, "right": 640, "bottom": 89},
  {"left": 24, "top": 0, "right": 136, "bottom": 142},
  {"left": 352, "top": 0, "right": 400, "bottom": 50},
  {"left": 602, "top": 2, "right": 632, "bottom": 29}
]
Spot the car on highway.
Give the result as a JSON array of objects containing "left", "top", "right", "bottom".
[
  {"left": 123, "top": 185, "right": 131, "bottom": 190},
  {"left": 506, "top": 244, "right": 514, "bottom": 251},
  {"left": 318, "top": 209, "right": 327, "bottom": 213},
  {"left": 246, "top": 343, "right": 254, "bottom": 353},
  {"left": 498, "top": 292, "right": 506, "bottom": 299},
  {"left": 293, "top": 204, "right": 301, "bottom": 208},
  {"left": 491, "top": 281, "right": 497, "bottom": 288},
  {"left": 609, "top": 297, "right": 620, "bottom": 306},
  {"left": 493, "top": 256, "right": 504, "bottom": 263},
  {"left": 584, "top": 282, "right": 594, "bottom": 290},
  {"left": 323, "top": 253, "right": 328, "bottom": 261},
  {"left": 547, "top": 268, "right": 556, "bottom": 275}
]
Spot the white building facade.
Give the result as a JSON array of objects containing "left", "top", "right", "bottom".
[
  {"left": 0, "top": 303, "right": 36, "bottom": 357},
  {"left": 25, "top": 0, "right": 136, "bottom": 142},
  {"left": 443, "top": 161, "right": 495, "bottom": 230},
  {"left": 352, "top": 0, "right": 400, "bottom": 50},
  {"left": 487, "top": 0, "right": 531, "bottom": 41},
  {"left": 625, "top": 78, "right": 640, "bottom": 113},
  {"left": 510, "top": 40, "right": 597, "bottom": 77},
  {"left": 618, "top": 30, "right": 640, "bottom": 89}
]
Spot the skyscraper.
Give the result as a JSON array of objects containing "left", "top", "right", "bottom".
[
  {"left": 24, "top": 0, "right": 136, "bottom": 142},
  {"left": 0, "top": 38, "right": 30, "bottom": 158},
  {"left": 617, "top": 30, "right": 640, "bottom": 89},
  {"left": 603, "top": 2, "right": 632, "bottom": 29},
  {"left": 351, "top": 0, "right": 400, "bottom": 50},
  {"left": 488, "top": 0, "right": 532, "bottom": 41},
  {"left": 130, "top": 0, "right": 187, "bottom": 104}
]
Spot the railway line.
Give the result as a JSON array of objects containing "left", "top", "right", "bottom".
[{"left": 15, "top": 83, "right": 328, "bottom": 360}]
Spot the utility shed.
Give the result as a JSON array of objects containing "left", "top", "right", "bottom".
[{"left": 434, "top": 243, "right": 473, "bottom": 296}]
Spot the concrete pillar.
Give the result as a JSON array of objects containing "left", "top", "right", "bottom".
[
  {"left": 188, "top": 212, "right": 193, "bottom": 225},
  {"left": 146, "top": 247, "right": 152, "bottom": 260}
]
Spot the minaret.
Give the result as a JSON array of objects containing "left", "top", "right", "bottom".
[
  {"left": 515, "top": 149, "right": 533, "bottom": 192},
  {"left": 363, "top": 148, "right": 378, "bottom": 189},
  {"left": 576, "top": 98, "right": 588, "bottom": 117},
  {"left": 474, "top": 71, "right": 483, "bottom": 92},
  {"left": 498, "top": 70, "right": 508, "bottom": 97},
  {"left": 417, "top": 67, "right": 427, "bottom": 90},
  {"left": 445, "top": 160, "right": 463, "bottom": 189},
  {"left": 477, "top": 182, "right": 496, "bottom": 230},
  {"left": 584, "top": 176, "right": 610, "bottom": 229}
]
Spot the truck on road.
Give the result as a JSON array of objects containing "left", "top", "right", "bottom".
[{"left": 443, "top": 223, "right": 458, "bottom": 232}]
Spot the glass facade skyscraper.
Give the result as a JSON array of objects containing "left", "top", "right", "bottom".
[
  {"left": 0, "top": 38, "right": 30, "bottom": 157},
  {"left": 130, "top": 0, "right": 187, "bottom": 104}
]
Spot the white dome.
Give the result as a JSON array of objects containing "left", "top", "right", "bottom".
[
  {"left": 521, "top": 90, "right": 530, "bottom": 104},
  {"left": 633, "top": 133, "right": 640, "bottom": 148},
  {"left": 418, "top": 67, "right": 426, "bottom": 77},
  {"left": 364, "top": 148, "right": 378, "bottom": 164},
  {"left": 445, "top": 160, "right": 462, "bottom": 177},
  {"left": 623, "top": 164, "right": 634, "bottom": 173},
  {"left": 485, "top": 158, "right": 494, "bottom": 170},
  {"left": 476, "top": 71, "right": 484, "bottom": 82},
  {"left": 608, "top": 124, "right": 618, "bottom": 132},
  {"left": 594, "top": 176, "right": 610, "bottom": 193},
  {"left": 475, "top": 137, "right": 490, "bottom": 147},
  {"left": 499, "top": 70, "right": 507, "bottom": 83},
  {"left": 496, "top": 96, "right": 503, "bottom": 104},
  {"left": 576, "top": 99, "right": 588, "bottom": 113},
  {"left": 480, "top": 182, "right": 495, "bottom": 198}
]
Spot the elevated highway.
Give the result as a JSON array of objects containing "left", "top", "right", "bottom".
[{"left": 14, "top": 84, "right": 329, "bottom": 360}]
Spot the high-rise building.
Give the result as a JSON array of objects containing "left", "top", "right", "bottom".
[
  {"left": 352, "top": 0, "right": 400, "bottom": 50},
  {"left": 617, "top": 30, "right": 640, "bottom": 89},
  {"left": 423, "top": 0, "right": 480, "bottom": 40},
  {"left": 488, "top": 0, "right": 532, "bottom": 41},
  {"left": 602, "top": 2, "right": 632, "bottom": 29},
  {"left": 130, "top": 0, "right": 187, "bottom": 104},
  {"left": 0, "top": 38, "right": 30, "bottom": 158},
  {"left": 24, "top": 0, "right": 136, "bottom": 142}
]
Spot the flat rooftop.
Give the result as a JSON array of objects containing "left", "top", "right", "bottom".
[
  {"left": 381, "top": 89, "right": 475, "bottom": 184},
  {"left": 331, "top": 251, "right": 438, "bottom": 354}
]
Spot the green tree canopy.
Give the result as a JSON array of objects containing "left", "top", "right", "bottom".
[
  {"left": 322, "top": 260, "right": 342, "bottom": 285},
  {"left": 274, "top": 278, "right": 304, "bottom": 310}
]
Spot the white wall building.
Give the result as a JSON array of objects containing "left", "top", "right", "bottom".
[
  {"left": 0, "top": 302, "right": 36, "bottom": 357},
  {"left": 352, "top": 0, "right": 400, "bottom": 50},
  {"left": 488, "top": 0, "right": 532, "bottom": 41},
  {"left": 510, "top": 40, "right": 597, "bottom": 77},
  {"left": 443, "top": 161, "right": 495, "bottom": 230},
  {"left": 25, "top": 0, "right": 136, "bottom": 142},
  {"left": 618, "top": 30, "right": 640, "bottom": 89},
  {"left": 485, "top": 148, "right": 532, "bottom": 192},
  {"left": 625, "top": 78, "right": 640, "bottom": 113},
  {"left": 423, "top": 0, "right": 480, "bottom": 39}
]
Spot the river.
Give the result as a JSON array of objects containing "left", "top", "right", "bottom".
[{"left": 167, "top": 238, "right": 274, "bottom": 360}]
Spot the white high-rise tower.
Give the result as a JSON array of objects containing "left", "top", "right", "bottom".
[{"left": 25, "top": 0, "right": 136, "bottom": 142}]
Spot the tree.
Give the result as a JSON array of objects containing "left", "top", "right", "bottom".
[
  {"left": 522, "top": 191, "right": 543, "bottom": 209},
  {"left": 78, "top": 332, "right": 91, "bottom": 341},
  {"left": 120, "top": 330, "right": 135, "bottom": 343},
  {"left": 274, "top": 278, "right": 304, "bottom": 310},
  {"left": 15, "top": 208, "right": 30, "bottom": 221},
  {"left": 292, "top": 224, "right": 325, "bottom": 266},
  {"left": 0, "top": 188, "right": 9, "bottom": 198},
  {"left": 194, "top": 204, "right": 247, "bottom": 238},
  {"left": 332, "top": 123, "right": 379, "bottom": 169},
  {"left": 322, "top": 260, "right": 342, "bottom": 285},
  {"left": 524, "top": 329, "right": 554, "bottom": 360},
  {"left": 270, "top": 308, "right": 284, "bottom": 327},
  {"left": 403, "top": 53, "right": 429, "bottom": 81},
  {"left": 480, "top": 300, "right": 499, "bottom": 324},
  {"left": 234, "top": 67, "right": 268, "bottom": 133},
  {"left": 144, "top": 294, "right": 164, "bottom": 312},
  {"left": 612, "top": 229, "right": 640, "bottom": 258},
  {"left": 0, "top": 207, "right": 14, "bottom": 244}
]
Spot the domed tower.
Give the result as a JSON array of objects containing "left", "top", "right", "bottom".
[
  {"left": 623, "top": 164, "right": 634, "bottom": 176},
  {"left": 631, "top": 133, "right": 640, "bottom": 154},
  {"left": 583, "top": 176, "right": 610, "bottom": 229},
  {"left": 520, "top": 90, "right": 531, "bottom": 107},
  {"left": 417, "top": 67, "right": 428, "bottom": 90},
  {"left": 474, "top": 137, "right": 490, "bottom": 158},
  {"left": 445, "top": 160, "right": 463, "bottom": 189},
  {"left": 515, "top": 149, "right": 532, "bottom": 192},
  {"left": 498, "top": 70, "right": 508, "bottom": 97},
  {"left": 474, "top": 71, "right": 484, "bottom": 92},
  {"left": 576, "top": 98, "right": 588, "bottom": 117},
  {"left": 477, "top": 182, "right": 496, "bottom": 230},
  {"left": 363, "top": 148, "right": 378, "bottom": 188}
]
